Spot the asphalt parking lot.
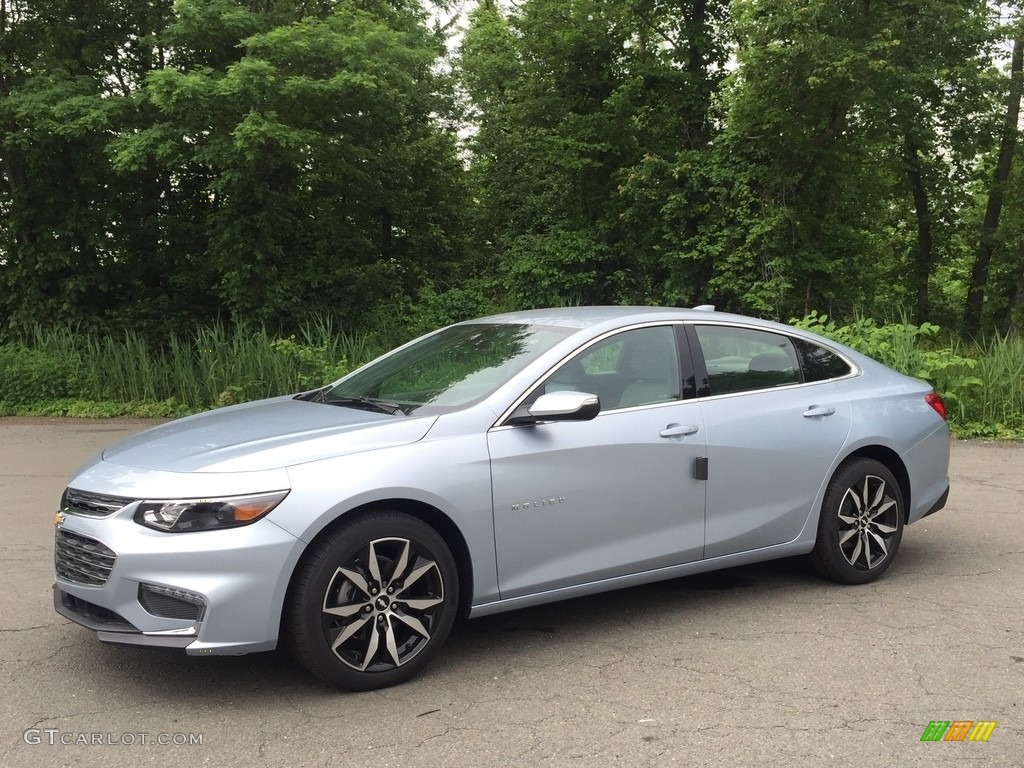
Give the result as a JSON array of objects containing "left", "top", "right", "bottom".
[{"left": 0, "top": 418, "right": 1020, "bottom": 767}]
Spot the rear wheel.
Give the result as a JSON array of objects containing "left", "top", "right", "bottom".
[
  {"left": 288, "top": 511, "right": 459, "bottom": 690},
  {"left": 810, "top": 458, "right": 904, "bottom": 584}
]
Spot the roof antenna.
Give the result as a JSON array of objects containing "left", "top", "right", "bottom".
[{"left": 692, "top": 304, "right": 716, "bottom": 311}]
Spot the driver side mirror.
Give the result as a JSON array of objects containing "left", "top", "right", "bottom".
[{"left": 506, "top": 391, "right": 601, "bottom": 426}]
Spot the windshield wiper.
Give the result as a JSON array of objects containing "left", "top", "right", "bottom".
[
  {"left": 294, "top": 385, "right": 330, "bottom": 402},
  {"left": 317, "top": 393, "right": 405, "bottom": 416}
]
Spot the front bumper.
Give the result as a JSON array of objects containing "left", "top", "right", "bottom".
[
  {"left": 54, "top": 586, "right": 196, "bottom": 648},
  {"left": 53, "top": 500, "right": 305, "bottom": 655}
]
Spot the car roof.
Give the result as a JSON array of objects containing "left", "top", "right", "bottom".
[
  {"left": 469, "top": 306, "right": 714, "bottom": 329},
  {"left": 461, "top": 306, "right": 863, "bottom": 361}
]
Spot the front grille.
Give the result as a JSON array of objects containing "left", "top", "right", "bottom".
[
  {"left": 62, "top": 488, "right": 134, "bottom": 518},
  {"left": 55, "top": 530, "right": 117, "bottom": 586},
  {"left": 57, "top": 589, "right": 135, "bottom": 630}
]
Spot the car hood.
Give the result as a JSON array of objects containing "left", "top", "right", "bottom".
[{"left": 101, "top": 397, "right": 438, "bottom": 473}]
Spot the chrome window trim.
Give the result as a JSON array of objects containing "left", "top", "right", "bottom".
[{"left": 689, "top": 376, "right": 852, "bottom": 403}]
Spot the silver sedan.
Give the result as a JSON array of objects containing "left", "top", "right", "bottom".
[{"left": 53, "top": 307, "right": 950, "bottom": 690}]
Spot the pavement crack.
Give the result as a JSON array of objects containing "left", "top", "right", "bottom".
[{"left": 0, "top": 624, "right": 61, "bottom": 633}]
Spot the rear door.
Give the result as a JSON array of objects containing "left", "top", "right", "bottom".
[{"left": 688, "top": 323, "right": 852, "bottom": 558}]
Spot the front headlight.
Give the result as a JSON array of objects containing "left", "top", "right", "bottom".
[{"left": 134, "top": 491, "right": 289, "bottom": 533}]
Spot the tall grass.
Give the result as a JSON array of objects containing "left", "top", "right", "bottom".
[
  {"left": 5, "top": 318, "right": 379, "bottom": 413},
  {"left": 2, "top": 315, "right": 1022, "bottom": 437},
  {"left": 951, "top": 333, "right": 1024, "bottom": 435},
  {"left": 297, "top": 315, "right": 381, "bottom": 371}
]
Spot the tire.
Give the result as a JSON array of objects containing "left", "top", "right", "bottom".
[
  {"left": 810, "top": 458, "right": 905, "bottom": 585},
  {"left": 287, "top": 511, "right": 459, "bottom": 691}
]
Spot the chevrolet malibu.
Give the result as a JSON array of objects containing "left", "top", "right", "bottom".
[{"left": 54, "top": 306, "right": 950, "bottom": 690}]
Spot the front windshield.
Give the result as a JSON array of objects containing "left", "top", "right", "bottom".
[{"left": 325, "top": 323, "right": 575, "bottom": 415}]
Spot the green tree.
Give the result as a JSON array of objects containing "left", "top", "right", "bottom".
[
  {"left": 0, "top": 0, "right": 157, "bottom": 332},
  {"left": 460, "top": 0, "right": 731, "bottom": 308},
  {"left": 111, "top": 0, "right": 470, "bottom": 329},
  {"left": 689, "top": 0, "right": 999, "bottom": 320},
  {"left": 1, "top": 0, "right": 469, "bottom": 335}
]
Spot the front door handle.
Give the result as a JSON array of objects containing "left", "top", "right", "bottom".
[
  {"left": 802, "top": 406, "right": 836, "bottom": 418},
  {"left": 660, "top": 424, "right": 699, "bottom": 438}
]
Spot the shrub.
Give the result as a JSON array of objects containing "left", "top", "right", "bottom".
[{"left": 0, "top": 344, "right": 78, "bottom": 405}]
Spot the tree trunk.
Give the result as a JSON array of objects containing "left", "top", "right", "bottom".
[
  {"left": 904, "top": 132, "right": 933, "bottom": 323},
  {"left": 1009, "top": 268, "right": 1024, "bottom": 335},
  {"left": 964, "top": 34, "right": 1023, "bottom": 336},
  {"left": 680, "top": 0, "right": 710, "bottom": 150}
]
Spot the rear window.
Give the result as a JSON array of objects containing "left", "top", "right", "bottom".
[{"left": 794, "top": 338, "right": 853, "bottom": 382}]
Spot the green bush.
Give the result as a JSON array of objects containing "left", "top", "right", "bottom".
[
  {"left": 0, "top": 344, "right": 79, "bottom": 405},
  {"left": 792, "top": 311, "right": 982, "bottom": 404},
  {"left": 0, "top": 399, "right": 190, "bottom": 418},
  {"left": 394, "top": 283, "right": 511, "bottom": 341}
]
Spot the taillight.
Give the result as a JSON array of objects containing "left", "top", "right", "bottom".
[{"left": 925, "top": 392, "right": 946, "bottom": 421}]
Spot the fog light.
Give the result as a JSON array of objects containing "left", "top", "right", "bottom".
[{"left": 138, "top": 583, "right": 207, "bottom": 621}]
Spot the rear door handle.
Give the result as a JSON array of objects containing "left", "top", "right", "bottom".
[
  {"left": 660, "top": 424, "right": 699, "bottom": 438},
  {"left": 802, "top": 406, "right": 836, "bottom": 418}
]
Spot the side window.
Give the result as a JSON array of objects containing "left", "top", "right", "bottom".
[
  {"left": 695, "top": 325, "right": 800, "bottom": 395},
  {"left": 794, "top": 338, "right": 853, "bottom": 382},
  {"left": 544, "top": 326, "right": 682, "bottom": 410}
]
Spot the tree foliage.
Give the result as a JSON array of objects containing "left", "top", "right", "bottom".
[
  {"left": 703, "top": 0, "right": 1002, "bottom": 319},
  {"left": 1, "top": 0, "right": 468, "bottom": 333},
  {"left": 1, "top": 0, "right": 1023, "bottom": 338},
  {"left": 461, "top": 0, "right": 1022, "bottom": 327},
  {"left": 460, "top": 0, "right": 732, "bottom": 308}
]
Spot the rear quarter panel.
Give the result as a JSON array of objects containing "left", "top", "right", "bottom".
[{"left": 833, "top": 358, "right": 950, "bottom": 522}]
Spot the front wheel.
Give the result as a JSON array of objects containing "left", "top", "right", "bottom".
[
  {"left": 810, "top": 458, "right": 905, "bottom": 585},
  {"left": 287, "top": 511, "right": 459, "bottom": 690}
]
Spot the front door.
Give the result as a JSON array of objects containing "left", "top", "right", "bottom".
[{"left": 487, "top": 325, "right": 707, "bottom": 598}]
